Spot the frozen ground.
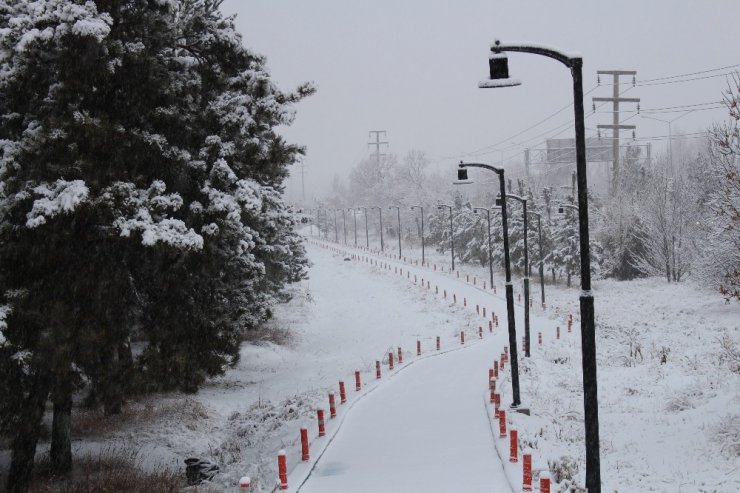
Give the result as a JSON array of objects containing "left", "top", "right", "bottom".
[{"left": 2, "top": 235, "right": 737, "bottom": 492}]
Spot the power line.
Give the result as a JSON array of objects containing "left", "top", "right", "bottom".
[
  {"left": 637, "top": 71, "right": 736, "bottom": 87},
  {"left": 638, "top": 63, "right": 740, "bottom": 83}
]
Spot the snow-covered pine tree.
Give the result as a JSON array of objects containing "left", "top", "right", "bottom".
[{"left": 0, "top": 1, "right": 313, "bottom": 489}]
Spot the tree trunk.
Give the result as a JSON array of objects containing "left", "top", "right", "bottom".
[
  {"left": 50, "top": 368, "right": 73, "bottom": 474},
  {"left": 7, "top": 375, "right": 50, "bottom": 493},
  {"left": 567, "top": 270, "right": 572, "bottom": 288}
]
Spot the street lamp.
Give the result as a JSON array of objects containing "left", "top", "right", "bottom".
[
  {"left": 557, "top": 203, "right": 579, "bottom": 214},
  {"left": 371, "top": 206, "right": 384, "bottom": 252},
  {"left": 505, "top": 193, "right": 531, "bottom": 358},
  {"left": 347, "top": 208, "right": 357, "bottom": 246},
  {"left": 437, "top": 204, "right": 455, "bottom": 271},
  {"left": 333, "top": 208, "right": 338, "bottom": 243},
  {"left": 358, "top": 207, "right": 370, "bottom": 248},
  {"left": 339, "top": 208, "right": 347, "bottom": 244},
  {"left": 472, "top": 207, "right": 494, "bottom": 289},
  {"left": 410, "top": 205, "right": 425, "bottom": 265},
  {"left": 528, "top": 210, "right": 546, "bottom": 306},
  {"left": 484, "top": 39, "right": 601, "bottom": 492},
  {"left": 456, "top": 162, "right": 521, "bottom": 407},
  {"left": 640, "top": 110, "right": 693, "bottom": 172},
  {"left": 389, "top": 205, "right": 402, "bottom": 258}
]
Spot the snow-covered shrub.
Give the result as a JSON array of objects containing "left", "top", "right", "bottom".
[
  {"left": 713, "top": 414, "right": 740, "bottom": 457},
  {"left": 717, "top": 333, "right": 740, "bottom": 374}
]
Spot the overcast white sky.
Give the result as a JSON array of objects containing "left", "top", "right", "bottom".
[{"left": 219, "top": 0, "right": 739, "bottom": 203}]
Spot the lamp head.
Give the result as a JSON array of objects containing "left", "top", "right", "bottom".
[
  {"left": 454, "top": 167, "right": 473, "bottom": 185},
  {"left": 479, "top": 53, "right": 521, "bottom": 89},
  {"left": 495, "top": 197, "right": 502, "bottom": 207},
  {"left": 558, "top": 206, "right": 564, "bottom": 214}
]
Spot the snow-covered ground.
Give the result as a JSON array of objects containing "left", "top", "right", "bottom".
[{"left": 3, "top": 236, "right": 737, "bottom": 492}]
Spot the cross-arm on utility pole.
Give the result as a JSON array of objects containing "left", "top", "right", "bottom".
[{"left": 368, "top": 130, "right": 388, "bottom": 165}]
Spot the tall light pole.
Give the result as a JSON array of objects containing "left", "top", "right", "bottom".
[
  {"left": 483, "top": 39, "right": 601, "bottom": 492},
  {"left": 411, "top": 205, "right": 425, "bottom": 265},
  {"left": 347, "top": 208, "right": 357, "bottom": 246},
  {"left": 333, "top": 208, "right": 338, "bottom": 243},
  {"left": 371, "top": 206, "right": 384, "bottom": 252},
  {"left": 339, "top": 208, "right": 347, "bottom": 244},
  {"left": 389, "top": 206, "right": 402, "bottom": 258},
  {"left": 505, "top": 193, "right": 531, "bottom": 358},
  {"left": 641, "top": 110, "right": 693, "bottom": 173},
  {"left": 457, "top": 163, "right": 520, "bottom": 407},
  {"left": 437, "top": 204, "right": 455, "bottom": 271},
  {"left": 473, "top": 207, "right": 494, "bottom": 289},
  {"left": 528, "top": 210, "right": 546, "bottom": 306},
  {"left": 358, "top": 207, "right": 369, "bottom": 248}
]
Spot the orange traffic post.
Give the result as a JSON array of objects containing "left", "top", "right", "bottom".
[
  {"left": 464, "top": 297, "right": 467, "bottom": 307},
  {"left": 317, "top": 409, "right": 326, "bottom": 436},
  {"left": 417, "top": 340, "right": 421, "bottom": 356},
  {"left": 523, "top": 454, "right": 532, "bottom": 491},
  {"left": 388, "top": 351, "right": 394, "bottom": 370},
  {"left": 493, "top": 392, "right": 500, "bottom": 410},
  {"left": 436, "top": 336, "right": 440, "bottom": 351},
  {"left": 493, "top": 360, "right": 498, "bottom": 378},
  {"left": 355, "top": 370, "right": 361, "bottom": 391},
  {"left": 329, "top": 392, "right": 336, "bottom": 418},
  {"left": 479, "top": 326, "right": 483, "bottom": 339},
  {"left": 538, "top": 332, "right": 542, "bottom": 346},
  {"left": 482, "top": 307, "right": 486, "bottom": 318},
  {"left": 488, "top": 320, "right": 493, "bottom": 332},
  {"left": 540, "top": 473, "right": 551, "bottom": 493},
  {"left": 453, "top": 293, "right": 456, "bottom": 303},
  {"left": 498, "top": 409, "right": 507, "bottom": 438},
  {"left": 278, "top": 450, "right": 288, "bottom": 490},
  {"left": 398, "top": 347, "right": 403, "bottom": 364},
  {"left": 460, "top": 330, "right": 465, "bottom": 345},
  {"left": 339, "top": 380, "right": 346, "bottom": 404},
  {"left": 376, "top": 360, "right": 381, "bottom": 379},
  {"left": 509, "top": 429, "right": 518, "bottom": 462},
  {"left": 300, "top": 427, "right": 310, "bottom": 461},
  {"left": 476, "top": 304, "right": 480, "bottom": 315},
  {"left": 556, "top": 326, "right": 560, "bottom": 340}
]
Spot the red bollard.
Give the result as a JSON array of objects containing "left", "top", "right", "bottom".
[
  {"left": 568, "top": 318, "right": 572, "bottom": 333},
  {"left": 317, "top": 409, "right": 326, "bottom": 436},
  {"left": 479, "top": 326, "right": 483, "bottom": 339},
  {"left": 329, "top": 392, "right": 336, "bottom": 418},
  {"left": 460, "top": 331, "right": 465, "bottom": 345},
  {"left": 388, "top": 351, "right": 394, "bottom": 370},
  {"left": 523, "top": 454, "right": 532, "bottom": 491},
  {"left": 540, "top": 474, "right": 551, "bottom": 493},
  {"left": 504, "top": 346, "right": 509, "bottom": 357},
  {"left": 339, "top": 381, "right": 346, "bottom": 404},
  {"left": 435, "top": 285, "right": 438, "bottom": 294},
  {"left": 538, "top": 332, "right": 542, "bottom": 346},
  {"left": 436, "top": 336, "right": 440, "bottom": 351},
  {"left": 489, "top": 367, "right": 494, "bottom": 381},
  {"left": 376, "top": 360, "right": 381, "bottom": 379},
  {"left": 476, "top": 304, "right": 480, "bottom": 315},
  {"left": 493, "top": 360, "right": 499, "bottom": 378},
  {"left": 239, "top": 476, "right": 251, "bottom": 489},
  {"left": 300, "top": 427, "right": 310, "bottom": 461},
  {"left": 488, "top": 320, "right": 492, "bottom": 332},
  {"left": 278, "top": 450, "right": 288, "bottom": 490},
  {"left": 417, "top": 340, "right": 421, "bottom": 356},
  {"left": 495, "top": 316, "right": 499, "bottom": 327},
  {"left": 529, "top": 298, "right": 532, "bottom": 308},
  {"left": 489, "top": 378, "right": 496, "bottom": 402},
  {"left": 464, "top": 298, "right": 467, "bottom": 307},
  {"left": 355, "top": 370, "right": 361, "bottom": 391},
  {"left": 466, "top": 274, "right": 469, "bottom": 282},
  {"left": 482, "top": 307, "right": 486, "bottom": 318},
  {"left": 556, "top": 326, "right": 560, "bottom": 340},
  {"left": 443, "top": 289, "right": 446, "bottom": 298},
  {"left": 494, "top": 392, "right": 500, "bottom": 410},
  {"left": 453, "top": 294, "right": 456, "bottom": 303},
  {"left": 398, "top": 347, "right": 403, "bottom": 364},
  {"left": 510, "top": 429, "right": 518, "bottom": 462},
  {"left": 498, "top": 410, "right": 507, "bottom": 438}
]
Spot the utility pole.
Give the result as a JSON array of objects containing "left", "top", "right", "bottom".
[
  {"left": 368, "top": 130, "right": 388, "bottom": 165},
  {"left": 296, "top": 159, "right": 308, "bottom": 203},
  {"left": 593, "top": 70, "right": 639, "bottom": 195}
]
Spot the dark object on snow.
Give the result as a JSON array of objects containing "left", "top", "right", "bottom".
[
  {"left": 185, "top": 457, "right": 219, "bottom": 485},
  {"left": 343, "top": 257, "right": 351, "bottom": 261}
]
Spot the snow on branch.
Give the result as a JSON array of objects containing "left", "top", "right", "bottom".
[{"left": 25, "top": 179, "right": 89, "bottom": 227}]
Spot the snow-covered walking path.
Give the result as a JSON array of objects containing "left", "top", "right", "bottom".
[{"left": 297, "top": 333, "right": 512, "bottom": 493}]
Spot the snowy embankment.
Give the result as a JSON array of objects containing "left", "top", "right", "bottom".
[{"left": 313, "top": 238, "right": 740, "bottom": 492}]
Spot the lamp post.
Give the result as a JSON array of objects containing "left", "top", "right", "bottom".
[
  {"left": 528, "top": 210, "right": 546, "bottom": 306},
  {"left": 358, "top": 207, "right": 369, "bottom": 248},
  {"left": 389, "top": 205, "right": 402, "bottom": 258},
  {"left": 333, "top": 208, "right": 338, "bottom": 243},
  {"left": 411, "top": 205, "right": 425, "bottom": 265},
  {"left": 641, "top": 110, "right": 693, "bottom": 173},
  {"left": 348, "top": 208, "right": 358, "bottom": 246},
  {"left": 457, "top": 163, "right": 520, "bottom": 407},
  {"left": 505, "top": 193, "right": 531, "bottom": 358},
  {"left": 371, "top": 206, "right": 384, "bottom": 252},
  {"left": 473, "top": 207, "right": 494, "bottom": 289},
  {"left": 483, "top": 39, "right": 601, "bottom": 492},
  {"left": 339, "top": 208, "right": 347, "bottom": 244},
  {"left": 437, "top": 204, "right": 455, "bottom": 271}
]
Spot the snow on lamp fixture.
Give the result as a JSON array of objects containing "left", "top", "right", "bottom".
[{"left": 479, "top": 48, "right": 521, "bottom": 88}]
